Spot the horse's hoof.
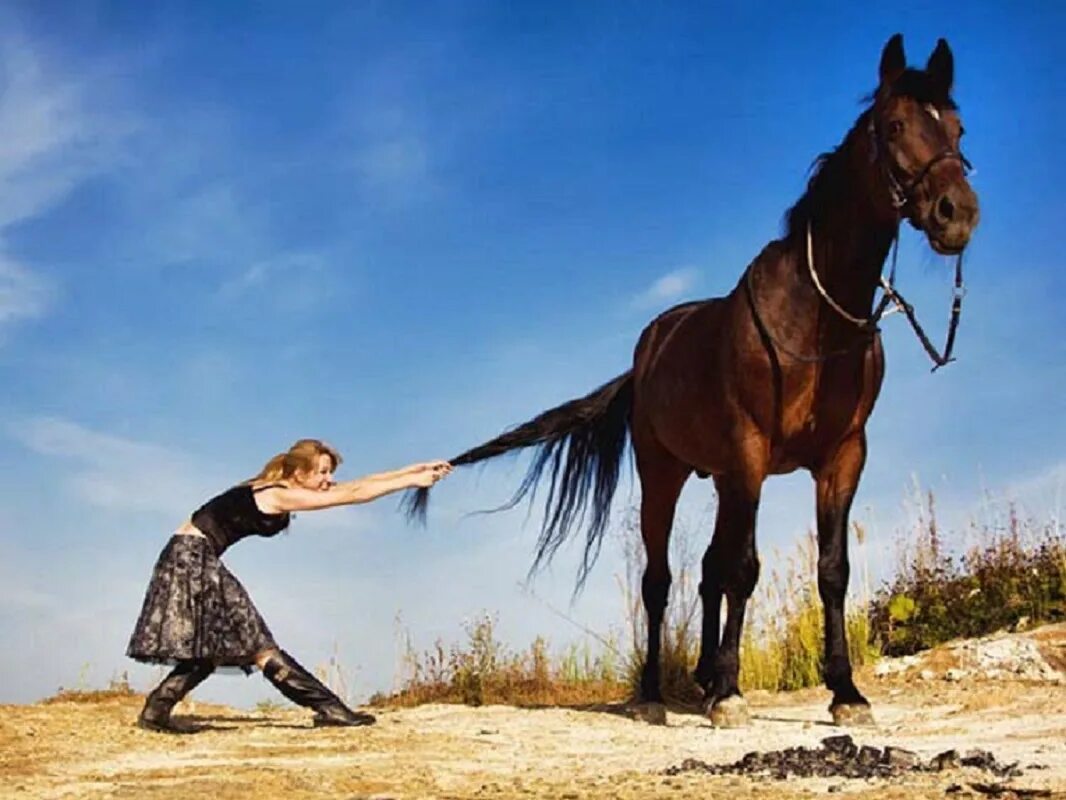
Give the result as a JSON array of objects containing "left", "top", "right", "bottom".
[
  {"left": 830, "top": 703, "right": 875, "bottom": 727},
  {"left": 628, "top": 702, "right": 667, "bottom": 726},
  {"left": 709, "top": 695, "right": 750, "bottom": 728}
]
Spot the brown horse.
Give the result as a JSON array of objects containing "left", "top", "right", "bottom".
[{"left": 407, "top": 34, "right": 979, "bottom": 726}]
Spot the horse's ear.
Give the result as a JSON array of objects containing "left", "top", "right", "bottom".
[
  {"left": 879, "top": 33, "right": 906, "bottom": 87},
  {"left": 926, "top": 38, "right": 954, "bottom": 96}
]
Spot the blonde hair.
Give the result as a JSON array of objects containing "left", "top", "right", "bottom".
[{"left": 246, "top": 439, "right": 343, "bottom": 486}]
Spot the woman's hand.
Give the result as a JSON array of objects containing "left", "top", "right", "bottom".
[
  {"left": 260, "top": 461, "right": 453, "bottom": 512},
  {"left": 409, "top": 460, "right": 452, "bottom": 488}
]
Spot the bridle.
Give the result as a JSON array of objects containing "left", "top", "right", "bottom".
[
  {"left": 870, "top": 112, "right": 973, "bottom": 214},
  {"left": 753, "top": 107, "right": 973, "bottom": 371}
]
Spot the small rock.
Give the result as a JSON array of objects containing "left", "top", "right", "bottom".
[
  {"left": 857, "top": 745, "right": 883, "bottom": 767},
  {"left": 945, "top": 668, "right": 968, "bottom": 682},
  {"left": 962, "top": 749, "right": 996, "bottom": 769},
  {"left": 931, "top": 750, "right": 961, "bottom": 771},
  {"left": 822, "top": 735, "right": 857, "bottom": 756},
  {"left": 883, "top": 747, "right": 920, "bottom": 769},
  {"left": 920, "top": 669, "right": 936, "bottom": 681}
]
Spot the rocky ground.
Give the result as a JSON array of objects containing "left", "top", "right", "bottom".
[{"left": 2, "top": 625, "right": 1065, "bottom": 799}]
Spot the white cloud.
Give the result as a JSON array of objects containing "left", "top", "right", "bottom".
[
  {"left": 631, "top": 267, "right": 698, "bottom": 309},
  {"left": 352, "top": 136, "right": 430, "bottom": 197},
  {"left": 215, "top": 250, "right": 342, "bottom": 313},
  {"left": 0, "top": 35, "right": 135, "bottom": 225},
  {"left": 0, "top": 33, "right": 135, "bottom": 337},
  {"left": 0, "top": 251, "right": 52, "bottom": 327},
  {"left": 1004, "top": 461, "right": 1066, "bottom": 505},
  {"left": 332, "top": 77, "right": 438, "bottom": 208},
  {"left": 147, "top": 181, "right": 257, "bottom": 267},
  {"left": 10, "top": 417, "right": 211, "bottom": 516}
]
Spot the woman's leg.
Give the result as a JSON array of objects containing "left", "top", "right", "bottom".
[
  {"left": 255, "top": 647, "right": 375, "bottom": 727},
  {"left": 138, "top": 660, "right": 214, "bottom": 733}
]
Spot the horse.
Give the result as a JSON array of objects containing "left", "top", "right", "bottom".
[{"left": 406, "top": 33, "right": 979, "bottom": 727}]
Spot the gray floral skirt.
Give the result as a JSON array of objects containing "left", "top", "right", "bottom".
[{"left": 126, "top": 535, "right": 278, "bottom": 669}]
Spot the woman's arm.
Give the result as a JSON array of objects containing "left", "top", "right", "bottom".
[{"left": 256, "top": 461, "right": 451, "bottom": 513}]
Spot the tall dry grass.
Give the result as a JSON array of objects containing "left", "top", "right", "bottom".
[
  {"left": 379, "top": 505, "right": 879, "bottom": 707},
  {"left": 376, "top": 484, "right": 1061, "bottom": 708},
  {"left": 870, "top": 488, "right": 1065, "bottom": 655},
  {"left": 372, "top": 613, "right": 628, "bottom": 708}
]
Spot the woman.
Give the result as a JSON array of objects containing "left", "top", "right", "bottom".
[{"left": 127, "top": 438, "right": 451, "bottom": 732}]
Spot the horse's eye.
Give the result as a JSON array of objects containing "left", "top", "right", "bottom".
[{"left": 887, "top": 120, "right": 905, "bottom": 138}]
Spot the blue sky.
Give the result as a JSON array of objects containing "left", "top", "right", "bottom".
[{"left": 0, "top": 2, "right": 1062, "bottom": 707}]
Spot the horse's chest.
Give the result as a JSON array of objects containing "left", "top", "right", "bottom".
[
  {"left": 778, "top": 370, "right": 821, "bottom": 437},
  {"left": 776, "top": 359, "right": 882, "bottom": 462}
]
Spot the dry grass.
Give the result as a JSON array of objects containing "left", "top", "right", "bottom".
[
  {"left": 372, "top": 614, "right": 629, "bottom": 708},
  {"left": 359, "top": 486, "right": 1063, "bottom": 709},
  {"left": 871, "top": 488, "right": 1065, "bottom": 655},
  {"left": 42, "top": 670, "right": 136, "bottom": 705},
  {"left": 379, "top": 507, "right": 879, "bottom": 707}
]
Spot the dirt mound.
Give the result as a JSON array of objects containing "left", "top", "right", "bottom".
[{"left": 874, "top": 622, "right": 1066, "bottom": 683}]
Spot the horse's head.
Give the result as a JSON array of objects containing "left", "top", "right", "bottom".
[{"left": 870, "top": 34, "right": 979, "bottom": 254}]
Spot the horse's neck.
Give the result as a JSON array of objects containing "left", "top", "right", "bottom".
[{"left": 794, "top": 152, "right": 898, "bottom": 331}]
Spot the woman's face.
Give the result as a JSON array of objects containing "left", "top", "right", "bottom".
[{"left": 294, "top": 453, "right": 335, "bottom": 491}]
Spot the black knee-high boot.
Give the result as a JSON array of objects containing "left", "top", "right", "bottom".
[
  {"left": 261, "top": 650, "right": 375, "bottom": 727},
  {"left": 138, "top": 660, "right": 214, "bottom": 733}
]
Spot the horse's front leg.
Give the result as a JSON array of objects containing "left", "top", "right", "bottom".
[
  {"left": 701, "top": 473, "right": 762, "bottom": 727},
  {"left": 816, "top": 432, "right": 874, "bottom": 726}
]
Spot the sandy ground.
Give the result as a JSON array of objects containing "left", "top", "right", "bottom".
[{"left": 3, "top": 629, "right": 1066, "bottom": 799}]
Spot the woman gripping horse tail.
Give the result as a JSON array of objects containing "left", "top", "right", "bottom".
[{"left": 405, "top": 372, "right": 632, "bottom": 589}]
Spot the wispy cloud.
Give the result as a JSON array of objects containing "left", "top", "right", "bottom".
[
  {"left": 0, "top": 39, "right": 123, "bottom": 226},
  {"left": 351, "top": 136, "right": 431, "bottom": 202},
  {"left": 332, "top": 70, "right": 440, "bottom": 209},
  {"left": 0, "top": 252, "right": 52, "bottom": 329},
  {"left": 10, "top": 417, "right": 211, "bottom": 516},
  {"left": 215, "top": 250, "right": 343, "bottom": 313},
  {"left": 631, "top": 267, "right": 699, "bottom": 309},
  {"left": 0, "top": 32, "right": 135, "bottom": 338},
  {"left": 145, "top": 180, "right": 259, "bottom": 268},
  {"left": 999, "top": 460, "right": 1065, "bottom": 528}
]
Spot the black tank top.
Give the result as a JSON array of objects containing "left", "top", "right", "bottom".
[{"left": 190, "top": 484, "right": 291, "bottom": 556}]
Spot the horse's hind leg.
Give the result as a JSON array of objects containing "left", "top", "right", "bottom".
[
  {"left": 816, "top": 433, "right": 874, "bottom": 726},
  {"left": 633, "top": 440, "right": 690, "bottom": 715},
  {"left": 693, "top": 531, "right": 723, "bottom": 696},
  {"left": 699, "top": 473, "right": 762, "bottom": 727}
]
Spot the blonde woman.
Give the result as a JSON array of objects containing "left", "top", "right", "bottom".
[{"left": 127, "top": 439, "right": 451, "bottom": 732}]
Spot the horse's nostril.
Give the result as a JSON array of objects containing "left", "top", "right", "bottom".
[{"left": 936, "top": 195, "right": 955, "bottom": 222}]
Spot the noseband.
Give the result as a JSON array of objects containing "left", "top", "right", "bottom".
[{"left": 867, "top": 116, "right": 973, "bottom": 212}]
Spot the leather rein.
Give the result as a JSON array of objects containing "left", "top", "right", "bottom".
[{"left": 747, "top": 114, "right": 972, "bottom": 371}]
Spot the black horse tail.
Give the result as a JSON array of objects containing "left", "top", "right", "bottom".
[{"left": 403, "top": 371, "right": 634, "bottom": 589}]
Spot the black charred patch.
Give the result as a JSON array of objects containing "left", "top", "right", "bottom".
[{"left": 664, "top": 736, "right": 1026, "bottom": 782}]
